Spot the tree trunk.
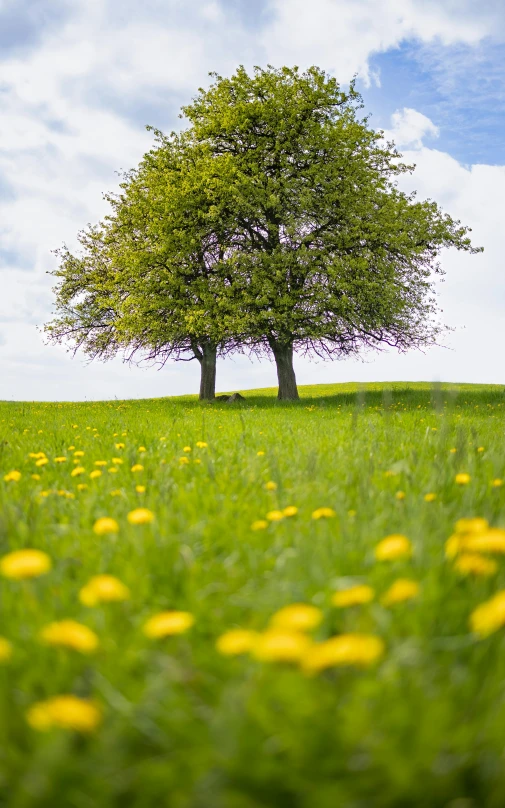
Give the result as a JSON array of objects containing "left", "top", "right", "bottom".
[
  {"left": 198, "top": 344, "right": 217, "bottom": 400},
  {"left": 270, "top": 340, "right": 299, "bottom": 401}
]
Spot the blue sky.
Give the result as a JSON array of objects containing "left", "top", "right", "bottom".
[{"left": 0, "top": 0, "right": 504, "bottom": 400}]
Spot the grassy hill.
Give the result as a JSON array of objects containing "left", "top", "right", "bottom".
[{"left": 1, "top": 381, "right": 505, "bottom": 806}]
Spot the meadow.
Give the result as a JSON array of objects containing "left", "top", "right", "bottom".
[{"left": 2, "top": 380, "right": 505, "bottom": 807}]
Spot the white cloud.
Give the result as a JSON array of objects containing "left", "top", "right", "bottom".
[{"left": 0, "top": 0, "right": 504, "bottom": 399}]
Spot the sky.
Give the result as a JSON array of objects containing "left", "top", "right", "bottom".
[{"left": 1, "top": 0, "right": 504, "bottom": 401}]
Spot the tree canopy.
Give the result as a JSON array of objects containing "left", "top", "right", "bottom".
[{"left": 45, "top": 64, "right": 483, "bottom": 400}]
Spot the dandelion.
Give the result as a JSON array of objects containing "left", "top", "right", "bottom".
[
  {"left": 115, "top": 443, "right": 125, "bottom": 450},
  {"left": 381, "top": 578, "right": 419, "bottom": 606},
  {"left": 26, "top": 695, "right": 101, "bottom": 733},
  {"left": 454, "top": 554, "right": 497, "bottom": 577},
  {"left": 251, "top": 630, "right": 311, "bottom": 663},
  {"left": 131, "top": 464, "right": 144, "bottom": 473},
  {"left": 196, "top": 441, "right": 207, "bottom": 448},
  {"left": 216, "top": 629, "right": 259, "bottom": 656},
  {"left": 79, "top": 575, "right": 130, "bottom": 606},
  {"left": 31, "top": 474, "right": 41, "bottom": 481},
  {"left": 302, "top": 634, "right": 385, "bottom": 674},
  {"left": 109, "top": 489, "right": 122, "bottom": 497},
  {"left": 455, "top": 473, "right": 471, "bottom": 485},
  {"left": 332, "top": 585, "right": 375, "bottom": 608},
  {"left": 465, "top": 529, "right": 505, "bottom": 554},
  {"left": 94, "top": 460, "right": 107, "bottom": 467},
  {"left": 477, "top": 447, "right": 485, "bottom": 453},
  {"left": 135, "top": 485, "right": 146, "bottom": 493},
  {"left": 127, "top": 508, "right": 154, "bottom": 525},
  {"left": 492, "top": 479, "right": 503, "bottom": 488},
  {"left": 257, "top": 451, "right": 265, "bottom": 456},
  {"left": 395, "top": 491, "right": 406, "bottom": 501},
  {"left": 71, "top": 467, "right": 85, "bottom": 477},
  {"left": 108, "top": 467, "right": 119, "bottom": 474},
  {"left": 76, "top": 483, "right": 88, "bottom": 492},
  {"left": 312, "top": 507, "right": 336, "bottom": 519},
  {"left": 449, "top": 448, "right": 457, "bottom": 454},
  {"left": 143, "top": 611, "right": 194, "bottom": 638},
  {"left": 424, "top": 493, "right": 437, "bottom": 502},
  {"left": 455, "top": 518, "right": 489, "bottom": 535},
  {"left": 39, "top": 620, "right": 98, "bottom": 653},
  {"left": 283, "top": 506, "right": 298, "bottom": 517},
  {"left": 470, "top": 591, "right": 505, "bottom": 637},
  {"left": 265, "top": 481, "right": 277, "bottom": 491},
  {"left": 4, "top": 470, "right": 21, "bottom": 482},
  {"left": 89, "top": 470, "right": 102, "bottom": 480},
  {"left": 138, "top": 446, "right": 146, "bottom": 453},
  {"left": 35, "top": 458, "right": 49, "bottom": 467},
  {"left": 183, "top": 446, "right": 191, "bottom": 453},
  {"left": 266, "top": 510, "right": 284, "bottom": 522},
  {"left": 179, "top": 456, "right": 190, "bottom": 465},
  {"left": 93, "top": 517, "right": 119, "bottom": 536},
  {"left": 0, "top": 637, "right": 13, "bottom": 662},
  {"left": 73, "top": 451, "right": 85, "bottom": 458},
  {"left": 0, "top": 549, "right": 51, "bottom": 579},
  {"left": 375, "top": 534, "right": 412, "bottom": 561},
  {"left": 251, "top": 520, "right": 268, "bottom": 530},
  {"left": 112, "top": 458, "right": 123, "bottom": 465},
  {"left": 54, "top": 457, "right": 67, "bottom": 463},
  {"left": 269, "top": 604, "right": 322, "bottom": 632}
]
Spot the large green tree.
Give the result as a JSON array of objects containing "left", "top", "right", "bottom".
[
  {"left": 180, "top": 65, "right": 483, "bottom": 399},
  {"left": 45, "top": 132, "right": 247, "bottom": 400}
]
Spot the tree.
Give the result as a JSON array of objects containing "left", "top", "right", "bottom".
[
  {"left": 45, "top": 132, "right": 248, "bottom": 400},
  {"left": 180, "top": 64, "right": 483, "bottom": 399}
]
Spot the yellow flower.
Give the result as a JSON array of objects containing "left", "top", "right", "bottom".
[
  {"left": 68, "top": 445, "right": 75, "bottom": 451},
  {"left": 455, "top": 473, "right": 471, "bottom": 485},
  {"left": 0, "top": 637, "right": 13, "bottom": 662},
  {"left": 179, "top": 456, "right": 190, "bottom": 465},
  {"left": 0, "top": 549, "right": 51, "bottom": 580},
  {"left": 196, "top": 441, "right": 208, "bottom": 448},
  {"left": 381, "top": 578, "right": 420, "bottom": 606},
  {"left": 312, "top": 507, "right": 336, "bottom": 519},
  {"left": 73, "top": 451, "right": 85, "bottom": 458},
  {"left": 94, "top": 460, "right": 107, "bottom": 467},
  {"left": 257, "top": 451, "right": 265, "bottom": 456},
  {"left": 465, "top": 529, "right": 505, "bottom": 554},
  {"left": 395, "top": 491, "right": 406, "bottom": 501},
  {"left": 35, "top": 458, "right": 49, "bottom": 467},
  {"left": 138, "top": 446, "right": 146, "bottom": 453},
  {"left": 194, "top": 459, "right": 201, "bottom": 465},
  {"left": 39, "top": 620, "right": 98, "bottom": 653},
  {"left": 31, "top": 474, "right": 41, "bottom": 480},
  {"left": 115, "top": 443, "right": 125, "bottom": 450},
  {"left": 449, "top": 448, "right": 457, "bottom": 454},
  {"left": 108, "top": 466, "right": 119, "bottom": 474},
  {"left": 109, "top": 489, "right": 122, "bottom": 497},
  {"left": 477, "top": 447, "right": 485, "bottom": 453},
  {"left": 54, "top": 457, "right": 67, "bottom": 463},
  {"left": 283, "top": 506, "right": 298, "bottom": 517},
  {"left": 216, "top": 629, "right": 259, "bottom": 656},
  {"left": 266, "top": 510, "right": 284, "bottom": 521},
  {"left": 265, "top": 481, "right": 277, "bottom": 491},
  {"left": 112, "top": 458, "right": 123, "bottom": 465},
  {"left": 183, "top": 446, "right": 191, "bottom": 453},
  {"left": 269, "top": 603, "right": 323, "bottom": 632},
  {"left": 143, "top": 611, "right": 194, "bottom": 638},
  {"left": 332, "top": 585, "right": 375, "bottom": 608},
  {"left": 424, "top": 493, "right": 437, "bottom": 502},
  {"left": 93, "top": 517, "right": 119, "bottom": 536},
  {"left": 302, "top": 634, "right": 385, "bottom": 674},
  {"left": 26, "top": 695, "right": 101, "bottom": 733},
  {"left": 127, "top": 508, "right": 154, "bottom": 525},
  {"left": 76, "top": 483, "right": 88, "bottom": 492},
  {"left": 470, "top": 591, "right": 505, "bottom": 637},
  {"left": 4, "top": 470, "right": 21, "bottom": 482},
  {"left": 454, "top": 554, "right": 497, "bottom": 577},
  {"left": 492, "top": 479, "right": 503, "bottom": 488},
  {"left": 131, "top": 464, "right": 144, "bottom": 473},
  {"left": 251, "top": 630, "right": 311, "bottom": 662},
  {"left": 375, "top": 534, "right": 412, "bottom": 561},
  {"left": 135, "top": 485, "right": 146, "bottom": 493},
  {"left": 251, "top": 519, "right": 268, "bottom": 530},
  {"left": 89, "top": 470, "right": 102, "bottom": 480},
  {"left": 71, "top": 466, "right": 85, "bottom": 477},
  {"left": 455, "top": 518, "right": 489, "bottom": 535},
  {"left": 79, "top": 575, "right": 130, "bottom": 606}
]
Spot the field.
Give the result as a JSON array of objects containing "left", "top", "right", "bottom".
[{"left": 2, "top": 380, "right": 505, "bottom": 807}]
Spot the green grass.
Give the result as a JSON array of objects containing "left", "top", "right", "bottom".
[{"left": 2, "top": 380, "right": 505, "bottom": 807}]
